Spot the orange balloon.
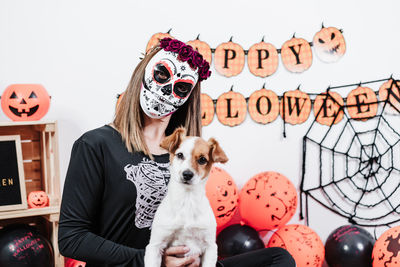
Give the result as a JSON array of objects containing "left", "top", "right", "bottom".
[
  {"left": 65, "top": 257, "right": 86, "bottom": 267},
  {"left": 372, "top": 225, "right": 400, "bottom": 267},
  {"left": 1, "top": 84, "right": 50, "bottom": 121},
  {"left": 239, "top": 172, "right": 297, "bottom": 231},
  {"left": 206, "top": 167, "right": 239, "bottom": 229},
  {"left": 268, "top": 224, "right": 325, "bottom": 267}
]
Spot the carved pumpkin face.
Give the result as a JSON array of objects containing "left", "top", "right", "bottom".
[
  {"left": 200, "top": 93, "right": 215, "bottom": 126},
  {"left": 313, "top": 26, "right": 346, "bottom": 63},
  {"left": 27, "top": 191, "right": 49, "bottom": 208},
  {"left": 214, "top": 40, "right": 245, "bottom": 77},
  {"left": 281, "top": 37, "right": 313, "bottom": 73},
  {"left": 248, "top": 88, "right": 279, "bottom": 124},
  {"left": 187, "top": 38, "right": 212, "bottom": 65},
  {"left": 216, "top": 90, "right": 247, "bottom": 126},
  {"left": 347, "top": 86, "right": 378, "bottom": 121},
  {"left": 314, "top": 91, "right": 344, "bottom": 125},
  {"left": 1, "top": 84, "right": 50, "bottom": 121},
  {"left": 145, "top": 31, "right": 173, "bottom": 53},
  {"left": 280, "top": 89, "right": 312, "bottom": 125},
  {"left": 247, "top": 41, "right": 279, "bottom": 77}
]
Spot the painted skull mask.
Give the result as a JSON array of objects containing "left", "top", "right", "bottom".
[{"left": 140, "top": 49, "right": 199, "bottom": 118}]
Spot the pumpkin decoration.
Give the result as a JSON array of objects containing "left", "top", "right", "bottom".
[
  {"left": 216, "top": 88, "right": 247, "bottom": 126},
  {"left": 268, "top": 224, "right": 325, "bottom": 267},
  {"left": 206, "top": 166, "right": 239, "bottom": 229},
  {"left": 1, "top": 84, "right": 50, "bottom": 121},
  {"left": 372, "top": 225, "right": 400, "bottom": 267},
  {"left": 214, "top": 38, "right": 245, "bottom": 77},
  {"left": 27, "top": 191, "right": 49, "bottom": 208},
  {"left": 145, "top": 30, "right": 173, "bottom": 53},
  {"left": 281, "top": 35, "right": 313, "bottom": 73},
  {"left": 248, "top": 87, "right": 279, "bottom": 124},
  {"left": 347, "top": 86, "right": 378, "bottom": 120},
  {"left": 115, "top": 92, "right": 125, "bottom": 111},
  {"left": 239, "top": 171, "right": 297, "bottom": 231},
  {"left": 313, "top": 91, "right": 344, "bottom": 125},
  {"left": 379, "top": 79, "right": 400, "bottom": 114},
  {"left": 247, "top": 39, "right": 279, "bottom": 77},
  {"left": 200, "top": 93, "right": 215, "bottom": 126},
  {"left": 280, "top": 88, "right": 312, "bottom": 125},
  {"left": 313, "top": 25, "right": 346, "bottom": 63},
  {"left": 186, "top": 35, "right": 212, "bottom": 65}
]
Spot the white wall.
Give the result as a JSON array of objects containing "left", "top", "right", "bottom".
[{"left": 1, "top": 0, "right": 399, "bottom": 248}]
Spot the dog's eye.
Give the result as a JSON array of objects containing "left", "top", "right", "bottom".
[
  {"left": 198, "top": 156, "right": 208, "bottom": 165},
  {"left": 176, "top": 152, "right": 184, "bottom": 160}
]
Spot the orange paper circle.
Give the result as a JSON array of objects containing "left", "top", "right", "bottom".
[
  {"left": 379, "top": 79, "right": 400, "bottom": 114},
  {"left": 1, "top": 84, "right": 50, "bottom": 121},
  {"left": 206, "top": 167, "right": 239, "bottom": 229},
  {"left": 372, "top": 226, "right": 400, "bottom": 267},
  {"left": 347, "top": 86, "right": 378, "bottom": 121},
  {"left": 313, "top": 26, "right": 346, "bottom": 63},
  {"left": 280, "top": 89, "right": 312, "bottom": 125},
  {"left": 248, "top": 88, "right": 279, "bottom": 124},
  {"left": 214, "top": 41, "right": 245, "bottom": 77},
  {"left": 145, "top": 32, "right": 174, "bottom": 53},
  {"left": 116, "top": 92, "right": 125, "bottom": 111},
  {"left": 187, "top": 39, "right": 212, "bottom": 65},
  {"left": 281, "top": 37, "right": 313, "bottom": 73},
  {"left": 216, "top": 91, "right": 247, "bottom": 126},
  {"left": 247, "top": 42, "right": 279, "bottom": 77},
  {"left": 313, "top": 91, "right": 344, "bottom": 125},
  {"left": 200, "top": 93, "right": 215, "bottom": 126},
  {"left": 239, "top": 172, "right": 297, "bottom": 231},
  {"left": 268, "top": 224, "right": 325, "bottom": 267}
]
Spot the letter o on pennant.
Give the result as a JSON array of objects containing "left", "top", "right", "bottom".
[
  {"left": 247, "top": 42, "right": 279, "bottom": 77},
  {"left": 347, "top": 86, "right": 378, "bottom": 121},
  {"left": 214, "top": 41, "right": 245, "bottom": 77},
  {"left": 248, "top": 88, "right": 279, "bottom": 124},
  {"left": 216, "top": 91, "right": 247, "bottom": 126},
  {"left": 313, "top": 91, "right": 344, "bottom": 125},
  {"left": 379, "top": 79, "right": 400, "bottom": 114},
  {"left": 281, "top": 37, "right": 313, "bottom": 73},
  {"left": 201, "top": 93, "right": 215, "bottom": 126},
  {"left": 280, "top": 89, "right": 312, "bottom": 125}
]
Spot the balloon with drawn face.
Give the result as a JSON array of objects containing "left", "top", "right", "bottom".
[{"left": 140, "top": 50, "right": 199, "bottom": 119}]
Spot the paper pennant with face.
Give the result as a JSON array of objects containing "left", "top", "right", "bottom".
[{"left": 140, "top": 50, "right": 199, "bottom": 118}]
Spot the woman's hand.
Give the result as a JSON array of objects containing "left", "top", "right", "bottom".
[{"left": 162, "top": 246, "right": 200, "bottom": 267}]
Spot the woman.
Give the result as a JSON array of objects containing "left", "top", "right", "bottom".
[{"left": 58, "top": 38, "right": 295, "bottom": 267}]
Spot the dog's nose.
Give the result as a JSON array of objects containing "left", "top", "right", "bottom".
[{"left": 182, "top": 170, "right": 194, "bottom": 181}]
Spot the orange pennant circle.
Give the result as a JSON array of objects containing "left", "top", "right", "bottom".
[
  {"left": 281, "top": 37, "right": 313, "bottom": 73},
  {"left": 187, "top": 39, "right": 212, "bottom": 65},
  {"left": 200, "top": 93, "right": 215, "bottom": 126},
  {"left": 248, "top": 88, "right": 279, "bottom": 124},
  {"left": 146, "top": 32, "right": 173, "bottom": 53},
  {"left": 216, "top": 90, "right": 247, "bottom": 126},
  {"left": 247, "top": 42, "right": 279, "bottom": 77},
  {"left": 280, "top": 89, "right": 311, "bottom": 125},
  {"left": 347, "top": 86, "right": 378, "bottom": 121},
  {"left": 313, "top": 91, "right": 344, "bottom": 125},
  {"left": 379, "top": 79, "right": 400, "bottom": 114},
  {"left": 313, "top": 26, "right": 346, "bottom": 63},
  {"left": 214, "top": 41, "right": 245, "bottom": 77}
]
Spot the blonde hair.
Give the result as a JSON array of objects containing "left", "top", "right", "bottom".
[{"left": 113, "top": 47, "right": 202, "bottom": 157}]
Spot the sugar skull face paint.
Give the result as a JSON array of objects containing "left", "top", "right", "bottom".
[{"left": 140, "top": 49, "right": 199, "bottom": 118}]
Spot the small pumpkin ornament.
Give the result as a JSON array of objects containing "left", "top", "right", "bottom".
[
  {"left": 1, "top": 84, "right": 50, "bottom": 121},
  {"left": 145, "top": 29, "right": 173, "bottom": 53},
  {"left": 281, "top": 35, "right": 313, "bottom": 73},
  {"left": 313, "top": 25, "right": 346, "bottom": 63},
  {"left": 200, "top": 93, "right": 215, "bottom": 126},
  {"left": 216, "top": 87, "right": 247, "bottom": 126},
  {"left": 115, "top": 92, "right": 125, "bottom": 111},
  {"left": 347, "top": 86, "right": 378, "bottom": 120},
  {"left": 28, "top": 191, "right": 49, "bottom": 208},
  {"left": 313, "top": 91, "right": 344, "bottom": 125},
  {"left": 186, "top": 35, "right": 212, "bottom": 65},
  {"left": 379, "top": 79, "right": 400, "bottom": 114},
  {"left": 214, "top": 37, "right": 245, "bottom": 77},
  {"left": 248, "top": 86, "right": 280, "bottom": 124},
  {"left": 247, "top": 38, "right": 279, "bottom": 77},
  {"left": 280, "top": 87, "right": 312, "bottom": 125}
]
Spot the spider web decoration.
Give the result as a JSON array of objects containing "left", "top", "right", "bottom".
[{"left": 300, "top": 79, "right": 400, "bottom": 227}]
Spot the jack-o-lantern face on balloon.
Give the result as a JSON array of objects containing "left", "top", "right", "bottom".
[
  {"left": 1, "top": 84, "right": 50, "bottom": 121},
  {"left": 27, "top": 191, "right": 49, "bottom": 208},
  {"left": 313, "top": 26, "right": 346, "bottom": 63}
]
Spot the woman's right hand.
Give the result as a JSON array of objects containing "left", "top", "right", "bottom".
[{"left": 162, "top": 246, "right": 200, "bottom": 267}]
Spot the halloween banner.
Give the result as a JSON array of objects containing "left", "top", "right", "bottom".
[
  {"left": 146, "top": 25, "right": 346, "bottom": 78},
  {"left": 200, "top": 77, "right": 400, "bottom": 128}
]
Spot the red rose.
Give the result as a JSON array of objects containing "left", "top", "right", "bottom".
[{"left": 178, "top": 45, "right": 193, "bottom": 62}]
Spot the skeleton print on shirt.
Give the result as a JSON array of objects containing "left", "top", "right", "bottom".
[{"left": 124, "top": 157, "right": 170, "bottom": 229}]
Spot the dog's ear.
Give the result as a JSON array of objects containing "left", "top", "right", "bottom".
[
  {"left": 160, "top": 127, "right": 186, "bottom": 153},
  {"left": 208, "top": 138, "right": 228, "bottom": 164}
]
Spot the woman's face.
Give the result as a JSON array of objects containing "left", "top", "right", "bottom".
[{"left": 140, "top": 50, "right": 199, "bottom": 119}]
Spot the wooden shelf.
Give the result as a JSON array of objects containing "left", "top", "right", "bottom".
[{"left": 0, "top": 206, "right": 60, "bottom": 221}]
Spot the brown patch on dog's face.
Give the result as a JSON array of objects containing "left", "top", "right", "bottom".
[{"left": 160, "top": 127, "right": 186, "bottom": 156}]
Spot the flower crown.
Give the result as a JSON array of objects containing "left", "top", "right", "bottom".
[{"left": 159, "top": 37, "right": 211, "bottom": 81}]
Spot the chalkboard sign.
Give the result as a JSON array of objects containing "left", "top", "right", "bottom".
[{"left": 0, "top": 135, "right": 27, "bottom": 211}]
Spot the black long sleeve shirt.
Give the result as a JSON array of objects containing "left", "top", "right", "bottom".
[{"left": 58, "top": 125, "right": 171, "bottom": 267}]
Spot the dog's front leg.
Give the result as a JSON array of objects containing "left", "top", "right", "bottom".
[
  {"left": 201, "top": 243, "right": 218, "bottom": 267},
  {"left": 144, "top": 242, "right": 164, "bottom": 267}
]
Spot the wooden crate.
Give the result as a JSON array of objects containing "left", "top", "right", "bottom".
[{"left": 0, "top": 121, "right": 63, "bottom": 266}]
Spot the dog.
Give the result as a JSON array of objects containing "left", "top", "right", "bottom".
[{"left": 144, "top": 127, "right": 228, "bottom": 267}]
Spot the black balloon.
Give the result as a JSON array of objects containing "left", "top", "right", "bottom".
[
  {"left": 0, "top": 224, "right": 54, "bottom": 267},
  {"left": 217, "top": 224, "right": 264, "bottom": 259},
  {"left": 325, "top": 225, "right": 375, "bottom": 267}
]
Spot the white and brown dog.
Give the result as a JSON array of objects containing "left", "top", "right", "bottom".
[{"left": 144, "top": 127, "right": 228, "bottom": 267}]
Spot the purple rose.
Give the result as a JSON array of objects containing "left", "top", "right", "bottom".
[
  {"left": 167, "top": 39, "right": 185, "bottom": 52},
  {"left": 191, "top": 52, "right": 204, "bottom": 67},
  {"left": 178, "top": 45, "right": 193, "bottom": 62},
  {"left": 159, "top": 37, "right": 172, "bottom": 49},
  {"left": 199, "top": 65, "right": 211, "bottom": 80}
]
